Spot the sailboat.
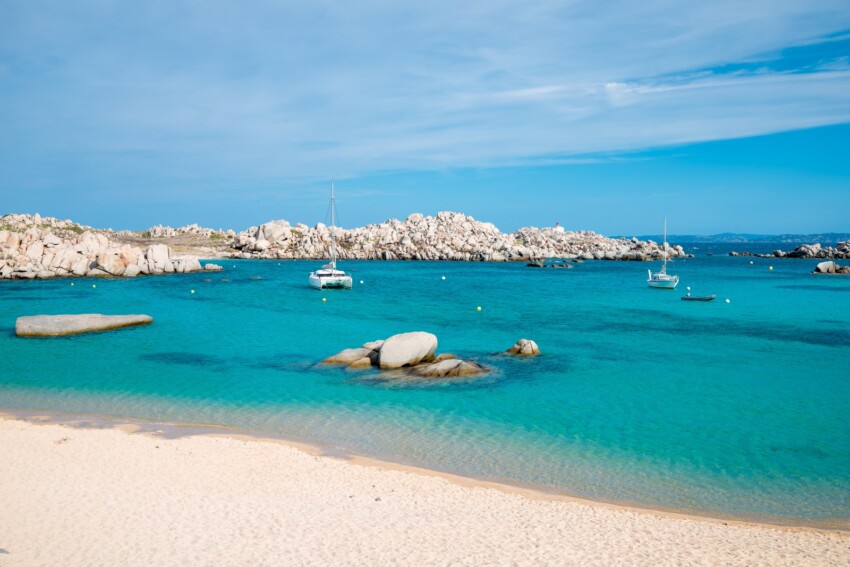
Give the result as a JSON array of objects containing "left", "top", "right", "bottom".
[
  {"left": 647, "top": 218, "right": 679, "bottom": 289},
  {"left": 308, "top": 179, "right": 353, "bottom": 290}
]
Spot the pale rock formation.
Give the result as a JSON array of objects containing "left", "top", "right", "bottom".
[
  {"left": 146, "top": 244, "right": 172, "bottom": 273},
  {"left": 323, "top": 335, "right": 488, "bottom": 380},
  {"left": 408, "top": 358, "right": 489, "bottom": 378},
  {"left": 813, "top": 260, "right": 850, "bottom": 274},
  {"left": 15, "top": 314, "right": 153, "bottom": 337},
  {"left": 732, "top": 241, "right": 850, "bottom": 259},
  {"left": 379, "top": 332, "right": 438, "bottom": 369},
  {"left": 347, "top": 357, "right": 373, "bottom": 370},
  {"left": 0, "top": 214, "right": 206, "bottom": 280},
  {"left": 323, "top": 348, "right": 375, "bottom": 365},
  {"left": 147, "top": 223, "right": 233, "bottom": 239},
  {"left": 95, "top": 251, "right": 126, "bottom": 276},
  {"left": 123, "top": 265, "right": 141, "bottom": 277},
  {"left": 228, "top": 211, "right": 690, "bottom": 262},
  {"left": 507, "top": 339, "right": 541, "bottom": 356}
]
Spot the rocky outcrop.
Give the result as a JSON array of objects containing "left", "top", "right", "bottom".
[
  {"left": 323, "top": 334, "right": 488, "bottom": 379},
  {"left": 527, "top": 260, "right": 574, "bottom": 268},
  {"left": 407, "top": 358, "right": 489, "bottom": 378},
  {"left": 323, "top": 347, "right": 376, "bottom": 365},
  {"left": 0, "top": 214, "right": 207, "bottom": 279},
  {"left": 507, "top": 339, "right": 540, "bottom": 356},
  {"left": 229, "top": 212, "right": 690, "bottom": 262},
  {"left": 731, "top": 241, "right": 850, "bottom": 259},
  {"left": 146, "top": 223, "right": 234, "bottom": 239},
  {"left": 5, "top": 212, "right": 690, "bottom": 267},
  {"left": 15, "top": 314, "right": 153, "bottom": 337},
  {"left": 378, "top": 332, "right": 438, "bottom": 369},
  {"left": 812, "top": 261, "right": 850, "bottom": 275}
]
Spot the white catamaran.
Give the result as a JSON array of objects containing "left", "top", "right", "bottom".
[
  {"left": 308, "top": 179, "right": 353, "bottom": 290},
  {"left": 647, "top": 218, "right": 679, "bottom": 289}
]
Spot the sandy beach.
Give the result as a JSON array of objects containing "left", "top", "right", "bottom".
[{"left": 1, "top": 417, "right": 847, "bottom": 566}]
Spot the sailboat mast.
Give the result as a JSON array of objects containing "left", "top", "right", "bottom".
[
  {"left": 330, "top": 178, "right": 337, "bottom": 269},
  {"left": 663, "top": 218, "right": 668, "bottom": 273}
]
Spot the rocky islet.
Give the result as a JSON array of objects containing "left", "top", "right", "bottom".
[
  {"left": 230, "top": 212, "right": 690, "bottom": 262},
  {"left": 730, "top": 241, "right": 850, "bottom": 259},
  {"left": 322, "top": 332, "right": 491, "bottom": 380},
  {"left": 0, "top": 214, "right": 220, "bottom": 279}
]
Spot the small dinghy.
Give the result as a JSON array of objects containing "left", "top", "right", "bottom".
[{"left": 681, "top": 294, "right": 716, "bottom": 302}]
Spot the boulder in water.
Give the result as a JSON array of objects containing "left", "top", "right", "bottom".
[
  {"left": 507, "top": 339, "right": 540, "bottom": 356},
  {"left": 347, "top": 357, "right": 373, "bottom": 370},
  {"left": 814, "top": 261, "right": 836, "bottom": 274},
  {"left": 16, "top": 314, "right": 153, "bottom": 337},
  {"left": 408, "top": 359, "right": 489, "bottom": 378},
  {"left": 322, "top": 347, "right": 374, "bottom": 365},
  {"left": 378, "top": 332, "right": 438, "bottom": 369}
]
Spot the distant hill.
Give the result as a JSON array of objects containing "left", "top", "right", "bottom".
[{"left": 622, "top": 233, "right": 850, "bottom": 245}]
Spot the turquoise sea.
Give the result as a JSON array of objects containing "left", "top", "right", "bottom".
[{"left": 1, "top": 255, "right": 848, "bottom": 526}]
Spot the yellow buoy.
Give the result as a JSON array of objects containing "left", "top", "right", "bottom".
[
  {"left": 476, "top": 306, "right": 482, "bottom": 312},
  {"left": 769, "top": 266, "right": 773, "bottom": 271},
  {"left": 92, "top": 284, "right": 96, "bottom": 288},
  {"left": 190, "top": 289, "right": 195, "bottom": 294},
  {"left": 749, "top": 261, "right": 753, "bottom": 265},
  {"left": 322, "top": 297, "right": 327, "bottom": 302},
  {"left": 70, "top": 282, "right": 74, "bottom": 286}
]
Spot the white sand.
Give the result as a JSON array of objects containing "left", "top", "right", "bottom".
[{"left": 1, "top": 418, "right": 847, "bottom": 566}]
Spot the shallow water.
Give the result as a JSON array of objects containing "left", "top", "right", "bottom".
[{"left": 1, "top": 256, "right": 848, "bottom": 524}]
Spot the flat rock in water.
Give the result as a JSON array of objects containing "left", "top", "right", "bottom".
[
  {"left": 322, "top": 347, "right": 374, "bottom": 365},
  {"left": 15, "top": 314, "right": 153, "bottom": 337}
]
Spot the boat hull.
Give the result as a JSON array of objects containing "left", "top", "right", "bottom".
[
  {"left": 681, "top": 294, "right": 716, "bottom": 302},
  {"left": 308, "top": 273, "right": 352, "bottom": 290},
  {"left": 647, "top": 277, "right": 679, "bottom": 289}
]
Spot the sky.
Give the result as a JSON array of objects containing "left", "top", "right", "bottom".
[{"left": 1, "top": 1, "right": 849, "bottom": 235}]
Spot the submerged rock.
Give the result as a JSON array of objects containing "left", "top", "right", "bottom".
[
  {"left": 408, "top": 359, "right": 489, "bottom": 378},
  {"left": 16, "top": 314, "right": 153, "bottom": 337}
]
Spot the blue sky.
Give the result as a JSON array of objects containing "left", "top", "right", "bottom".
[{"left": 1, "top": 1, "right": 849, "bottom": 234}]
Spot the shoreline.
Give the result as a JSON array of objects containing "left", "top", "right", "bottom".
[
  {"left": 2, "top": 413, "right": 848, "bottom": 566},
  {"left": 3, "top": 407, "right": 847, "bottom": 533}
]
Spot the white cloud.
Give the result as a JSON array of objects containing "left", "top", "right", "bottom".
[{"left": 1, "top": 0, "right": 850, "bottom": 195}]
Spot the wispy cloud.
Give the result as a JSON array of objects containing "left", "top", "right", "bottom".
[{"left": 1, "top": 1, "right": 849, "bottom": 203}]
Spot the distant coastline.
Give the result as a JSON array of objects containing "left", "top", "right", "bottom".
[
  {"left": 3, "top": 212, "right": 847, "bottom": 282},
  {"left": 625, "top": 232, "right": 850, "bottom": 245}
]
